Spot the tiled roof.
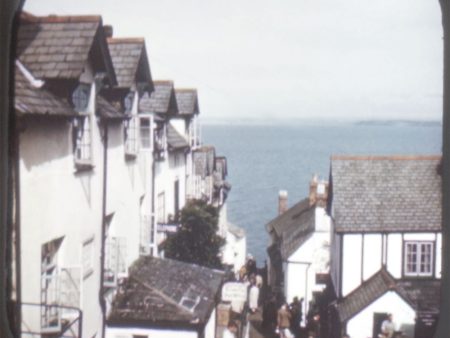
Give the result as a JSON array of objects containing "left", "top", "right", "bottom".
[
  {"left": 175, "top": 89, "right": 199, "bottom": 116},
  {"left": 96, "top": 95, "right": 123, "bottom": 119},
  {"left": 107, "top": 38, "right": 153, "bottom": 90},
  {"left": 193, "top": 146, "right": 216, "bottom": 178},
  {"left": 330, "top": 156, "right": 442, "bottom": 233},
  {"left": 15, "top": 64, "right": 77, "bottom": 117},
  {"left": 266, "top": 198, "right": 316, "bottom": 260},
  {"left": 336, "top": 268, "right": 440, "bottom": 323},
  {"left": 17, "top": 12, "right": 116, "bottom": 84},
  {"left": 336, "top": 269, "right": 401, "bottom": 322},
  {"left": 167, "top": 124, "right": 189, "bottom": 150},
  {"left": 139, "top": 80, "right": 178, "bottom": 115},
  {"left": 108, "top": 256, "right": 225, "bottom": 327},
  {"left": 397, "top": 279, "right": 440, "bottom": 314}
]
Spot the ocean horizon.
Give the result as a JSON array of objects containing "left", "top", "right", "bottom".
[{"left": 202, "top": 120, "right": 442, "bottom": 264}]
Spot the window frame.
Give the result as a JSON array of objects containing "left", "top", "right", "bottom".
[
  {"left": 125, "top": 115, "right": 140, "bottom": 157},
  {"left": 403, "top": 240, "right": 434, "bottom": 277},
  {"left": 73, "top": 115, "right": 93, "bottom": 169}
]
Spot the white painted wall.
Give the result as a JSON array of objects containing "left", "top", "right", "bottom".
[
  {"left": 342, "top": 234, "right": 362, "bottom": 296},
  {"left": 387, "top": 233, "right": 403, "bottom": 279},
  {"left": 204, "top": 308, "right": 216, "bottom": 338},
  {"left": 347, "top": 291, "right": 416, "bottom": 338},
  {"left": 20, "top": 83, "right": 103, "bottom": 337},
  {"left": 106, "top": 326, "right": 198, "bottom": 338},
  {"left": 362, "top": 234, "right": 382, "bottom": 281},
  {"left": 285, "top": 231, "right": 329, "bottom": 322}
]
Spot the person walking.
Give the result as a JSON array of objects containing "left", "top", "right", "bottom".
[
  {"left": 277, "top": 303, "right": 293, "bottom": 338},
  {"left": 248, "top": 281, "right": 259, "bottom": 313}
]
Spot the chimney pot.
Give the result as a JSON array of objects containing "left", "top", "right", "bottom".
[
  {"left": 278, "top": 190, "right": 288, "bottom": 215},
  {"left": 104, "top": 25, "right": 113, "bottom": 38}
]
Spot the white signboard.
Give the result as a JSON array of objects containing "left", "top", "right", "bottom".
[{"left": 221, "top": 282, "right": 248, "bottom": 302}]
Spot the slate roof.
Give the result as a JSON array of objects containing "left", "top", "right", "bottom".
[
  {"left": 108, "top": 256, "right": 225, "bottom": 328},
  {"left": 330, "top": 155, "right": 442, "bottom": 233},
  {"left": 193, "top": 146, "right": 216, "bottom": 178},
  {"left": 335, "top": 268, "right": 440, "bottom": 323},
  {"left": 96, "top": 95, "right": 123, "bottom": 119},
  {"left": 107, "top": 38, "right": 153, "bottom": 91},
  {"left": 139, "top": 80, "right": 178, "bottom": 116},
  {"left": 14, "top": 64, "right": 77, "bottom": 117},
  {"left": 17, "top": 12, "right": 116, "bottom": 84},
  {"left": 266, "top": 198, "right": 316, "bottom": 260},
  {"left": 336, "top": 269, "right": 400, "bottom": 322},
  {"left": 175, "top": 89, "right": 200, "bottom": 116},
  {"left": 167, "top": 124, "right": 189, "bottom": 150}
]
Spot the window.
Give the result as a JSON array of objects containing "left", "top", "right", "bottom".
[
  {"left": 140, "top": 117, "right": 151, "bottom": 149},
  {"left": 157, "top": 192, "right": 165, "bottom": 223},
  {"left": 125, "top": 116, "right": 139, "bottom": 156},
  {"left": 404, "top": 241, "right": 434, "bottom": 277},
  {"left": 73, "top": 116, "right": 92, "bottom": 165},
  {"left": 82, "top": 237, "right": 95, "bottom": 279}
]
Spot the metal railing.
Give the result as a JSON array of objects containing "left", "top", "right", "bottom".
[{"left": 21, "top": 302, "right": 82, "bottom": 337}]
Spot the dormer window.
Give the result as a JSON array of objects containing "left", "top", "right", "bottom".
[
  {"left": 73, "top": 116, "right": 93, "bottom": 168},
  {"left": 72, "top": 84, "right": 91, "bottom": 112}
]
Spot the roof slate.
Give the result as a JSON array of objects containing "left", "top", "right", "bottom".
[
  {"left": 139, "top": 80, "right": 178, "bottom": 115},
  {"left": 15, "top": 65, "right": 77, "bottom": 117},
  {"left": 18, "top": 12, "right": 115, "bottom": 83},
  {"left": 108, "top": 256, "right": 225, "bottom": 327},
  {"left": 96, "top": 95, "right": 123, "bottom": 119},
  {"left": 266, "top": 198, "right": 316, "bottom": 260},
  {"left": 175, "top": 89, "right": 199, "bottom": 116},
  {"left": 330, "top": 156, "right": 442, "bottom": 233},
  {"left": 336, "top": 268, "right": 440, "bottom": 323},
  {"left": 336, "top": 269, "right": 399, "bottom": 323},
  {"left": 167, "top": 124, "right": 189, "bottom": 150},
  {"left": 108, "top": 38, "right": 152, "bottom": 90}
]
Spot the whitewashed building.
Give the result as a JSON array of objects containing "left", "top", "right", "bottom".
[
  {"left": 266, "top": 176, "right": 330, "bottom": 322},
  {"left": 328, "top": 156, "right": 441, "bottom": 338},
  {"left": 15, "top": 12, "right": 119, "bottom": 337},
  {"left": 105, "top": 257, "right": 224, "bottom": 338}
]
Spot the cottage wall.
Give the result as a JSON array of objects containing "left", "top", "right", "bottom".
[
  {"left": 341, "top": 232, "right": 442, "bottom": 297},
  {"left": 346, "top": 291, "right": 415, "bottom": 338},
  {"left": 20, "top": 83, "right": 104, "bottom": 337}
]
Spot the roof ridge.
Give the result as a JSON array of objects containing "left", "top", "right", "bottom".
[
  {"left": 21, "top": 11, "right": 101, "bottom": 23},
  {"left": 176, "top": 88, "right": 197, "bottom": 93},
  {"left": 331, "top": 155, "right": 441, "bottom": 161},
  {"left": 107, "top": 37, "right": 145, "bottom": 44}
]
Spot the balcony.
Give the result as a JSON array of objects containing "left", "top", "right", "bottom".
[
  {"left": 21, "top": 267, "right": 82, "bottom": 337},
  {"left": 187, "top": 175, "right": 213, "bottom": 202},
  {"left": 104, "top": 236, "right": 127, "bottom": 288}
]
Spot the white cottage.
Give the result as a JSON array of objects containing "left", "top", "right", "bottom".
[
  {"left": 328, "top": 155, "right": 441, "bottom": 338},
  {"left": 266, "top": 176, "right": 330, "bottom": 323},
  {"left": 16, "top": 11, "right": 118, "bottom": 337}
]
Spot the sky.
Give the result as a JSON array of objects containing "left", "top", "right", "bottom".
[{"left": 24, "top": 0, "right": 443, "bottom": 122}]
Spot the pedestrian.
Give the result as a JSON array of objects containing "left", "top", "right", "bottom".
[
  {"left": 289, "top": 297, "right": 301, "bottom": 337},
  {"left": 248, "top": 281, "right": 259, "bottom": 313},
  {"left": 380, "top": 313, "right": 395, "bottom": 338},
  {"left": 256, "top": 273, "right": 263, "bottom": 288},
  {"left": 306, "top": 313, "right": 320, "bottom": 338},
  {"left": 223, "top": 321, "right": 238, "bottom": 338},
  {"left": 277, "top": 303, "right": 294, "bottom": 338}
]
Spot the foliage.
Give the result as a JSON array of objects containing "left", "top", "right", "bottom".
[{"left": 164, "top": 199, "right": 225, "bottom": 269}]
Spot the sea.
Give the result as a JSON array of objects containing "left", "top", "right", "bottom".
[{"left": 202, "top": 119, "right": 442, "bottom": 265}]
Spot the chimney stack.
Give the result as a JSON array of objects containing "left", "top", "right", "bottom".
[
  {"left": 278, "top": 190, "right": 288, "bottom": 215},
  {"left": 309, "top": 174, "right": 329, "bottom": 207},
  {"left": 104, "top": 25, "right": 113, "bottom": 38}
]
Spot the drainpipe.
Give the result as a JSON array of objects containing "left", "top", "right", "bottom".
[
  {"left": 436, "top": 1, "right": 450, "bottom": 337},
  {"left": 99, "top": 122, "right": 108, "bottom": 337}
]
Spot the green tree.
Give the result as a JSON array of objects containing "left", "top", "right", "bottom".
[{"left": 164, "top": 200, "right": 225, "bottom": 269}]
